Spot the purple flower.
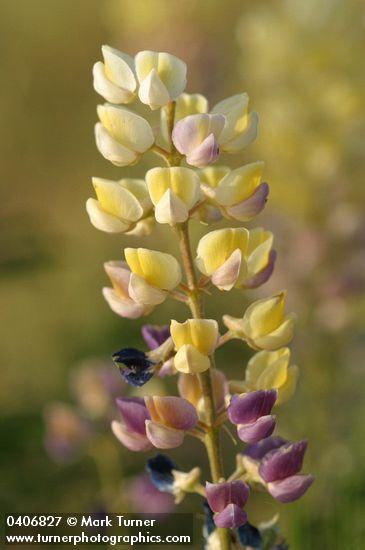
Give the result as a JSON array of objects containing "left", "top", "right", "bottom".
[
  {"left": 141, "top": 324, "right": 170, "bottom": 350},
  {"left": 206, "top": 480, "right": 249, "bottom": 529},
  {"left": 228, "top": 390, "right": 277, "bottom": 443},
  {"left": 243, "top": 437, "right": 314, "bottom": 503}
]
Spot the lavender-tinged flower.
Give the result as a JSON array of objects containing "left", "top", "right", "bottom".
[
  {"left": 206, "top": 480, "right": 249, "bottom": 529},
  {"left": 44, "top": 403, "right": 91, "bottom": 462},
  {"left": 228, "top": 390, "right": 277, "bottom": 443},
  {"left": 244, "top": 436, "right": 288, "bottom": 460},
  {"left": 259, "top": 440, "right": 308, "bottom": 482},
  {"left": 172, "top": 114, "right": 225, "bottom": 167},
  {"left": 112, "top": 348, "right": 155, "bottom": 387},
  {"left": 112, "top": 397, "right": 152, "bottom": 452},
  {"left": 141, "top": 324, "right": 170, "bottom": 350}
]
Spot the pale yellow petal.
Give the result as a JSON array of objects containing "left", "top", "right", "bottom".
[
  {"left": 85, "top": 198, "right": 130, "bottom": 233},
  {"left": 92, "top": 177, "right": 143, "bottom": 221},
  {"left": 128, "top": 273, "right": 167, "bottom": 305},
  {"left": 277, "top": 365, "right": 299, "bottom": 404},
  {"left": 174, "top": 344, "right": 210, "bottom": 374},
  {"left": 154, "top": 189, "right": 189, "bottom": 225},
  {"left": 101, "top": 45, "right": 136, "bottom": 92},
  {"left": 138, "top": 68, "right": 170, "bottom": 109},
  {"left": 214, "top": 162, "right": 264, "bottom": 205},
  {"left": 243, "top": 292, "right": 287, "bottom": 339},
  {"left": 95, "top": 123, "right": 138, "bottom": 166},
  {"left": 196, "top": 228, "right": 249, "bottom": 275},
  {"left": 146, "top": 167, "right": 200, "bottom": 208},
  {"left": 97, "top": 104, "right": 154, "bottom": 152},
  {"left": 125, "top": 248, "right": 181, "bottom": 290}
]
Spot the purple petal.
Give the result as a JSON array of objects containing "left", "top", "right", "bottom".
[
  {"left": 214, "top": 504, "right": 248, "bottom": 529},
  {"left": 186, "top": 133, "right": 219, "bottom": 167},
  {"left": 206, "top": 480, "right": 250, "bottom": 513},
  {"left": 228, "top": 390, "right": 278, "bottom": 425},
  {"left": 259, "top": 440, "right": 308, "bottom": 482},
  {"left": 172, "top": 115, "right": 199, "bottom": 154},
  {"left": 115, "top": 397, "right": 150, "bottom": 435},
  {"left": 237, "top": 415, "right": 276, "bottom": 444},
  {"left": 244, "top": 250, "right": 277, "bottom": 289},
  {"left": 267, "top": 474, "right": 314, "bottom": 503},
  {"left": 227, "top": 182, "right": 269, "bottom": 221},
  {"left": 141, "top": 324, "right": 170, "bottom": 350},
  {"left": 145, "top": 421, "right": 185, "bottom": 449},
  {"left": 243, "top": 436, "right": 287, "bottom": 460}
]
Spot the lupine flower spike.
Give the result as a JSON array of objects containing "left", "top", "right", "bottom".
[{"left": 87, "top": 46, "right": 313, "bottom": 549}]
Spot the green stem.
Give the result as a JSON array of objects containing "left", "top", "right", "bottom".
[{"left": 176, "top": 222, "right": 231, "bottom": 550}]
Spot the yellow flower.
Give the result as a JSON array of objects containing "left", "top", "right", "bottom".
[
  {"left": 196, "top": 227, "right": 276, "bottom": 290},
  {"left": 95, "top": 104, "right": 154, "bottom": 166},
  {"left": 86, "top": 177, "right": 152, "bottom": 234},
  {"left": 212, "top": 162, "right": 269, "bottom": 221},
  {"left": 146, "top": 167, "right": 201, "bottom": 225},
  {"left": 170, "top": 319, "right": 219, "bottom": 374},
  {"left": 125, "top": 248, "right": 182, "bottom": 306},
  {"left": 93, "top": 45, "right": 137, "bottom": 104},
  {"left": 135, "top": 50, "right": 187, "bottom": 109},
  {"left": 212, "top": 93, "right": 258, "bottom": 153},
  {"left": 230, "top": 348, "right": 299, "bottom": 405},
  {"left": 223, "top": 292, "right": 296, "bottom": 350}
]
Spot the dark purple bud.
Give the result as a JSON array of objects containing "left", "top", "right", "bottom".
[
  {"left": 237, "top": 415, "right": 276, "bottom": 444},
  {"left": 268, "top": 474, "right": 314, "bottom": 503},
  {"left": 141, "top": 324, "right": 170, "bottom": 350},
  {"left": 202, "top": 500, "right": 215, "bottom": 536},
  {"left": 112, "top": 347, "right": 155, "bottom": 387},
  {"left": 228, "top": 390, "right": 277, "bottom": 425},
  {"left": 214, "top": 504, "right": 247, "bottom": 529},
  {"left": 243, "top": 436, "right": 287, "bottom": 460},
  {"left": 244, "top": 249, "right": 277, "bottom": 289},
  {"left": 259, "top": 440, "right": 308, "bottom": 482},
  {"left": 115, "top": 397, "right": 150, "bottom": 435},
  {"left": 146, "top": 454, "right": 178, "bottom": 493},
  {"left": 206, "top": 480, "right": 249, "bottom": 513},
  {"left": 237, "top": 522, "right": 262, "bottom": 549}
]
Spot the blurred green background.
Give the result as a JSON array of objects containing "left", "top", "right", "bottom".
[{"left": 1, "top": 0, "right": 365, "bottom": 548}]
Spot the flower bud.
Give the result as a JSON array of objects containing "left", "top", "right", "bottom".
[
  {"left": 223, "top": 292, "right": 296, "bottom": 350},
  {"left": 259, "top": 440, "right": 308, "bottom": 482},
  {"left": 146, "top": 167, "right": 200, "bottom": 225},
  {"left": 231, "top": 347, "right": 299, "bottom": 405},
  {"left": 125, "top": 248, "right": 182, "bottom": 306},
  {"left": 228, "top": 390, "right": 277, "bottom": 443},
  {"left": 170, "top": 319, "right": 219, "bottom": 374},
  {"left": 135, "top": 51, "right": 187, "bottom": 109},
  {"left": 267, "top": 474, "right": 314, "bottom": 503},
  {"left": 96, "top": 104, "right": 154, "bottom": 166},
  {"left": 86, "top": 177, "right": 152, "bottom": 234},
  {"left": 212, "top": 162, "right": 269, "bottom": 221},
  {"left": 196, "top": 227, "right": 275, "bottom": 291},
  {"left": 93, "top": 45, "right": 137, "bottom": 104},
  {"left": 212, "top": 93, "right": 258, "bottom": 153},
  {"left": 172, "top": 114, "right": 225, "bottom": 167},
  {"left": 103, "top": 261, "right": 152, "bottom": 319}
]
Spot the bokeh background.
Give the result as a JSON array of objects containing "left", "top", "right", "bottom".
[{"left": 1, "top": 0, "right": 365, "bottom": 548}]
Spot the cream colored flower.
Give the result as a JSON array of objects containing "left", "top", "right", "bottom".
[
  {"left": 146, "top": 167, "right": 200, "bottom": 225},
  {"left": 196, "top": 227, "right": 276, "bottom": 290},
  {"left": 93, "top": 45, "right": 137, "bottom": 104},
  {"left": 86, "top": 177, "right": 152, "bottom": 234},
  {"left": 223, "top": 292, "right": 296, "bottom": 350},
  {"left": 125, "top": 248, "right": 182, "bottom": 306},
  {"left": 95, "top": 104, "right": 154, "bottom": 166},
  {"left": 170, "top": 319, "right": 219, "bottom": 374},
  {"left": 212, "top": 93, "right": 258, "bottom": 153},
  {"left": 135, "top": 50, "right": 187, "bottom": 109}
]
